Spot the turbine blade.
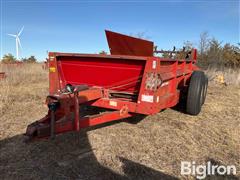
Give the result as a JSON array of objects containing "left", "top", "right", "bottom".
[
  {"left": 7, "top": 34, "right": 16, "bottom": 37},
  {"left": 17, "top": 37, "right": 22, "bottom": 49},
  {"left": 18, "top": 26, "right": 24, "bottom": 36}
]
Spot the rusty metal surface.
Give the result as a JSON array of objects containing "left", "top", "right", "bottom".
[
  {"left": 105, "top": 30, "right": 154, "bottom": 56},
  {"left": 0, "top": 72, "right": 6, "bottom": 79}
]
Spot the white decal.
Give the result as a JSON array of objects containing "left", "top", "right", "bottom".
[
  {"left": 141, "top": 95, "right": 154, "bottom": 103},
  {"left": 109, "top": 101, "right": 117, "bottom": 107},
  {"left": 152, "top": 60, "right": 157, "bottom": 69},
  {"left": 49, "top": 56, "right": 54, "bottom": 61}
]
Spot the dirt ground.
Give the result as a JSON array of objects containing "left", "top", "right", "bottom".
[{"left": 0, "top": 64, "right": 239, "bottom": 179}]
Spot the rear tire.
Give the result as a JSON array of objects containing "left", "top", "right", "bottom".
[
  {"left": 201, "top": 75, "right": 208, "bottom": 105},
  {"left": 186, "top": 71, "right": 205, "bottom": 115}
]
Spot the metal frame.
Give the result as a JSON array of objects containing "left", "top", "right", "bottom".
[{"left": 25, "top": 31, "right": 199, "bottom": 140}]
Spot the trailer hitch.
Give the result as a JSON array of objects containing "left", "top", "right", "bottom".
[
  {"left": 47, "top": 84, "right": 89, "bottom": 136},
  {"left": 47, "top": 97, "right": 60, "bottom": 139},
  {"left": 25, "top": 86, "right": 106, "bottom": 140}
]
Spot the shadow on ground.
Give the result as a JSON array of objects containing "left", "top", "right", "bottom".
[
  {"left": 1, "top": 117, "right": 238, "bottom": 179},
  {"left": 0, "top": 119, "right": 178, "bottom": 180}
]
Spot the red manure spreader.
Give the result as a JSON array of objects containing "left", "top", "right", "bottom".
[{"left": 25, "top": 30, "right": 208, "bottom": 140}]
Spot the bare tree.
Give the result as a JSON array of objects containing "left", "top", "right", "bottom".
[
  {"left": 99, "top": 50, "right": 107, "bottom": 55},
  {"left": 199, "top": 31, "right": 210, "bottom": 63},
  {"left": 129, "top": 31, "right": 151, "bottom": 40},
  {"left": 208, "top": 38, "right": 223, "bottom": 66}
]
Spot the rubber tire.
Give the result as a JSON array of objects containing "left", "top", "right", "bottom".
[
  {"left": 201, "top": 75, "right": 208, "bottom": 105},
  {"left": 186, "top": 71, "right": 205, "bottom": 115}
]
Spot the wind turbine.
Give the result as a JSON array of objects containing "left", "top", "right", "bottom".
[{"left": 7, "top": 26, "right": 24, "bottom": 60}]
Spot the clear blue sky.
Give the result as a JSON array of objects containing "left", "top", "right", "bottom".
[{"left": 0, "top": 0, "right": 239, "bottom": 61}]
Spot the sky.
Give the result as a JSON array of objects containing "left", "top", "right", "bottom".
[{"left": 0, "top": 0, "right": 239, "bottom": 61}]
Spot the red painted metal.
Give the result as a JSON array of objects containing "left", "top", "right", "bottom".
[
  {"left": 105, "top": 30, "right": 154, "bottom": 56},
  {"left": 25, "top": 30, "right": 199, "bottom": 141},
  {"left": 26, "top": 110, "right": 133, "bottom": 140},
  {"left": 74, "top": 91, "right": 80, "bottom": 131},
  {"left": 56, "top": 55, "right": 145, "bottom": 93}
]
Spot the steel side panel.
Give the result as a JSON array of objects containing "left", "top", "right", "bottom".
[
  {"left": 48, "top": 53, "right": 197, "bottom": 115},
  {"left": 56, "top": 56, "right": 146, "bottom": 93}
]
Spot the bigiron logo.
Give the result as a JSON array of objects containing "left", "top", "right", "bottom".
[{"left": 181, "top": 161, "right": 237, "bottom": 179}]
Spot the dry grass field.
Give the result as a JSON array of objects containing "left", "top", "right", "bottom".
[{"left": 0, "top": 63, "right": 239, "bottom": 180}]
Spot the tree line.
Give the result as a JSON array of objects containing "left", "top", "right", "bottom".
[
  {"left": 197, "top": 32, "right": 239, "bottom": 68},
  {"left": 1, "top": 53, "right": 37, "bottom": 63},
  {"left": 156, "top": 32, "right": 239, "bottom": 68},
  {"left": 132, "top": 31, "right": 239, "bottom": 68},
  {"left": 1, "top": 32, "right": 239, "bottom": 67}
]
